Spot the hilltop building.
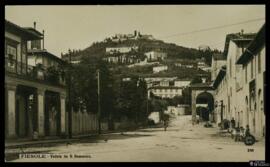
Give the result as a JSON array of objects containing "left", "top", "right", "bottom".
[{"left": 145, "top": 50, "right": 167, "bottom": 62}]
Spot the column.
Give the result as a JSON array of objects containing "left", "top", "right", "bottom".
[
  {"left": 37, "top": 88, "right": 45, "bottom": 137},
  {"left": 191, "top": 90, "right": 197, "bottom": 123},
  {"left": 6, "top": 83, "right": 17, "bottom": 138},
  {"left": 60, "top": 92, "right": 66, "bottom": 135}
]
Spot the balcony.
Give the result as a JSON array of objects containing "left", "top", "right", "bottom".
[{"left": 5, "top": 57, "right": 66, "bottom": 87}]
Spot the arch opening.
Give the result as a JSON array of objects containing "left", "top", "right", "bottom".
[{"left": 195, "top": 91, "right": 214, "bottom": 121}]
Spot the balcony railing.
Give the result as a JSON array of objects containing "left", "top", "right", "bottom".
[{"left": 5, "top": 57, "right": 66, "bottom": 87}]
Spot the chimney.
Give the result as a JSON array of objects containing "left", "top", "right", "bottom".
[
  {"left": 34, "top": 21, "right": 36, "bottom": 29},
  {"left": 42, "top": 30, "right": 45, "bottom": 50}
]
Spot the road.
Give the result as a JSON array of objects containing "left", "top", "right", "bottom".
[{"left": 7, "top": 115, "right": 265, "bottom": 162}]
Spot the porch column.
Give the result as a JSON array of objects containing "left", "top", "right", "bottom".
[
  {"left": 37, "top": 88, "right": 45, "bottom": 137},
  {"left": 5, "top": 83, "right": 17, "bottom": 138},
  {"left": 60, "top": 92, "right": 67, "bottom": 135},
  {"left": 191, "top": 90, "right": 197, "bottom": 123}
]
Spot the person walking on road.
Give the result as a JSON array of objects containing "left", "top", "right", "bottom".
[{"left": 163, "top": 114, "right": 169, "bottom": 131}]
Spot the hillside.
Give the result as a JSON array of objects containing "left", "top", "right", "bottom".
[
  {"left": 62, "top": 36, "right": 221, "bottom": 64},
  {"left": 61, "top": 33, "right": 221, "bottom": 80}
]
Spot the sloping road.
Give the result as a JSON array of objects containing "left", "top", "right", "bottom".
[{"left": 8, "top": 115, "right": 265, "bottom": 162}]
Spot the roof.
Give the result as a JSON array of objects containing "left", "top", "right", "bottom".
[
  {"left": 236, "top": 24, "right": 265, "bottom": 65},
  {"left": 28, "top": 49, "right": 66, "bottom": 64},
  {"left": 174, "top": 78, "right": 191, "bottom": 81},
  {"left": 213, "top": 66, "right": 227, "bottom": 89},
  {"left": 190, "top": 82, "right": 214, "bottom": 90},
  {"left": 5, "top": 20, "right": 43, "bottom": 40},
  {"left": 222, "top": 32, "right": 256, "bottom": 59},
  {"left": 25, "top": 27, "right": 44, "bottom": 36},
  {"left": 149, "top": 86, "right": 184, "bottom": 90}
]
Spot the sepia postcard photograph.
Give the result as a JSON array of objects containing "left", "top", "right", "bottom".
[{"left": 4, "top": 4, "right": 268, "bottom": 164}]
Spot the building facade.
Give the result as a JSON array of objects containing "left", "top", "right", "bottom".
[
  {"left": 153, "top": 65, "right": 168, "bottom": 73},
  {"left": 106, "top": 46, "right": 138, "bottom": 54},
  {"left": 149, "top": 86, "right": 183, "bottom": 99},
  {"left": 211, "top": 53, "right": 226, "bottom": 81},
  {"left": 174, "top": 79, "right": 191, "bottom": 87},
  {"left": 213, "top": 25, "right": 265, "bottom": 138},
  {"left": 145, "top": 51, "right": 167, "bottom": 62},
  {"left": 5, "top": 20, "right": 67, "bottom": 139}
]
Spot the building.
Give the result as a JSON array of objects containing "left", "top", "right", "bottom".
[
  {"left": 149, "top": 86, "right": 183, "bottom": 99},
  {"left": 213, "top": 66, "right": 227, "bottom": 124},
  {"left": 28, "top": 50, "right": 66, "bottom": 69},
  {"left": 5, "top": 20, "right": 67, "bottom": 139},
  {"left": 174, "top": 79, "right": 191, "bottom": 87},
  {"left": 106, "top": 46, "right": 138, "bottom": 54},
  {"left": 104, "top": 54, "right": 140, "bottom": 64},
  {"left": 235, "top": 25, "right": 265, "bottom": 138},
  {"left": 213, "top": 25, "right": 265, "bottom": 138},
  {"left": 165, "top": 105, "right": 190, "bottom": 116},
  {"left": 153, "top": 65, "right": 168, "bottom": 73},
  {"left": 197, "top": 61, "right": 207, "bottom": 69},
  {"left": 145, "top": 51, "right": 167, "bottom": 62},
  {"left": 144, "top": 77, "right": 177, "bottom": 88},
  {"left": 211, "top": 53, "right": 226, "bottom": 81}
]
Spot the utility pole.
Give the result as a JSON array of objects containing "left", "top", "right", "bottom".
[
  {"left": 68, "top": 53, "right": 72, "bottom": 138},
  {"left": 97, "top": 69, "right": 101, "bottom": 134}
]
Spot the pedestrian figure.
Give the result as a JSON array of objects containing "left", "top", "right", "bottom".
[
  {"left": 164, "top": 119, "right": 168, "bottom": 131},
  {"left": 231, "top": 117, "right": 236, "bottom": 129},
  {"left": 234, "top": 127, "right": 241, "bottom": 142},
  {"left": 163, "top": 114, "right": 169, "bottom": 131},
  {"left": 245, "top": 125, "right": 250, "bottom": 136}
]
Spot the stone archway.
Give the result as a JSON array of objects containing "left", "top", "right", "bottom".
[
  {"left": 191, "top": 84, "right": 214, "bottom": 123},
  {"left": 196, "top": 91, "right": 214, "bottom": 121}
]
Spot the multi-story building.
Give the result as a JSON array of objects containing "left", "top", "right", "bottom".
[
  {"left": 153, "top": 65, "right": 168, "bottom": 73},
  {"left": 213, "top": 24, "right": 265, "bottom": 138},
  {"left": 145, "top": 51, "right": 167, "bottom": 62},
  {"left": 144, "top": 77, "right": 177, "bottom": 89},
  {"left": 235, "top": 24, "right": 265, "bottom": 138},
  {"left": 105, "top": 46, "right": 138, "bottom": 54},
  {"left": 149, "top": 86, "right": 183, "bottom": 99},
  {"left": 211, "top": 53, "right": 226, "bottom": 81},
  {"left": 174, "top": 79, "right": 191, "bottom": 87},
  {"left": 5, "top": 20, "right": 67, "bottom": 139}
]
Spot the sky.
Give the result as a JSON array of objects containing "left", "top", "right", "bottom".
[{"left": 5, "top": 5, "right": 265, "bottom": 57}]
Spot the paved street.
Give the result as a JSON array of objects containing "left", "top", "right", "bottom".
[{"left": 7, "top": 115, "right": 265, "bottom": 162}]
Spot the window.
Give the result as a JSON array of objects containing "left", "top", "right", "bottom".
[
  {"left": 258, "top": 52, "right": 261, "bottom": 73},
  {"left": 7, "top": 45, "right": 17, "bottom": 68}
]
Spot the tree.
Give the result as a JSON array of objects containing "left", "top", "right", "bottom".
[{"left": 68, "top": 55, "right": 115, "bottom": 122}]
